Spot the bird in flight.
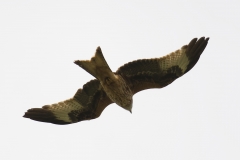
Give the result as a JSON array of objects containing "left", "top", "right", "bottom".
[{"left": 23, "top": 37, "right": 209, "bottom": 125}]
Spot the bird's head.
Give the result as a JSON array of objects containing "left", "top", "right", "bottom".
[{"left": 122, "top": 99, "right": 133, "bottom": 114}]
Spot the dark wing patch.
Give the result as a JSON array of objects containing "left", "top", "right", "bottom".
[
  {"left": 116, "top": 37, "right": 209, "bottom": 94},
  {"left": 23, "top": 79, "right": 113, "bottom": 125}
]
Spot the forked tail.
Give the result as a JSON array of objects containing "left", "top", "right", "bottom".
[{"left": 74, "top": 47, "right": 114, "bottom": 81}]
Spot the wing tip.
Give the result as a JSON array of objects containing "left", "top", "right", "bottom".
[
  {"left": 183, "top": 36, "right": 209, "bottom": 73},
  {"left": 201, "top": 37, "right": 210, "bottom": 42},
  {"left": 191, "top": 36, "right": 209, "bottom": 44},
  {"left": 23, "top": 108, "right": 71, "bottom": 125}
]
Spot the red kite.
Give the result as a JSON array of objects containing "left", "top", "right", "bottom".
[{"left": 23, "top": 37, "right": 209, "bottom": 124}]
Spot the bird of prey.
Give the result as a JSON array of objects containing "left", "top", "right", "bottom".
[{"left": 23, "top": 37, "right": 209, "bottom": 125}]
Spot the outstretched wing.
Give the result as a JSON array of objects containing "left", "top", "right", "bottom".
[
  {"left": 116, "top": 37, "right": 209, "bottom": 94},
  {"left": 23, "top": 79, "right": 113, "bottom": 125}
]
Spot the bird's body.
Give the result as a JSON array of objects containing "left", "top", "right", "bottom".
[
  {"left": 23, "top": 37, "right": 209, "bottom": 125},
  {"left": 100, "top": 74, "right": 133, "bottom": 112},
  {"left": 75, "top": 48, "right": 133, "bottom": 112}
]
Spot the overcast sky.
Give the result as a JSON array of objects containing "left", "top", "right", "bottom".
[{"left": 1, "top": 0, "right": 240, "bottom": 160}]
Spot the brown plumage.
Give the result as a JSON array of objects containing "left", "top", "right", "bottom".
[{"left": 23, "top": 37, "right": 209, "bottom": 125}]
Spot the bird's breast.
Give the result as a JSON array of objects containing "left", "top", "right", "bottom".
[{"left": 100, "top": 75, "right": 133, "bottom": 110}]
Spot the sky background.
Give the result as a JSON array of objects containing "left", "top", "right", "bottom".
[{"left": 1, "top": 0, "right": 240, "bottom": 160}]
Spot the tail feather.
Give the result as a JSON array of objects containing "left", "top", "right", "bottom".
[{"left": 75, "top": 47, "right": 114, "bottom": 81}]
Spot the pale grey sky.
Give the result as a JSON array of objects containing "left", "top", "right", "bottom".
[{"left": 1, "top": 1, "right": 240, "bottom": 160}]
